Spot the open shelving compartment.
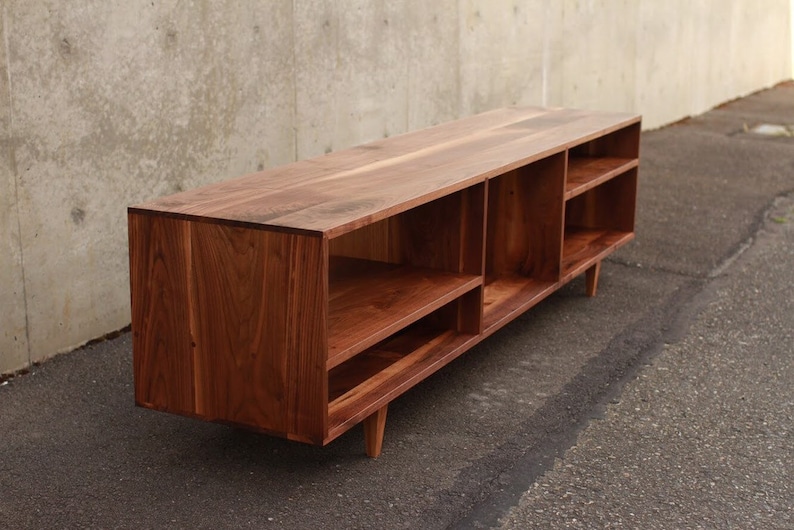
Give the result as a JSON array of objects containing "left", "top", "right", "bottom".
[
  {"left": 325, "top": 183, "right": 485, "bottom": 442},
  {"left": 562, "top": 123, "right": 640, "bottom": 288},
  {"left": 483, "top": 152, "right": 566, "bottom": 332}
]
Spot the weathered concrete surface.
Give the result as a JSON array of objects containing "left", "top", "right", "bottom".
[
  {"left": 1, "top": 1, "right": 296, "bottom": 373},
  {"left": 0, "top": 1, "right": 792, "bottom": 379},
  {"left": 561, "top": 0, "right": 638, "bottom": 113},
  {"left": 634, "top": 0, "right": 793, "bottom": 129},
  {"left": 459, "top": 0, "right": 562, "bottom": 114},
  {"left": 1, "top": 82, "right": 793, "bottom": 529}
]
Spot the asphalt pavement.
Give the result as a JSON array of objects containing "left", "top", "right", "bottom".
[
  {"left": 498, "top": 192, "right": 794, "bottom": 530},
  {"left": 2, "top": 82, "right": 793, "bottom": 529}
]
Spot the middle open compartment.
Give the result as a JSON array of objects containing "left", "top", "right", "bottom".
[
  {"left": 325, "top": 183, "right": 485, "bottom": 438},
  {"left": 483, "top": 152, "right": 566, "bottom": 331}
]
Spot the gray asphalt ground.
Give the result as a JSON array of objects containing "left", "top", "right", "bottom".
[
  {"left": 499, "top": 193, "right": 794, "bottom": 529},
  {"left": 2, "top": 83, "right": 793, "bottom": 529}
]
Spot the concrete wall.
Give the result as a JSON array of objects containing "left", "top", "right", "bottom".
[{"left": 1, "top": 0, "right": 791, "bottom": 375}]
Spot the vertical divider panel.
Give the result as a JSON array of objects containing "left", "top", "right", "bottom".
[
  {"left": 485, "top": 169, "right": 519, "bottom": 280},
  {"left": 536, "top": 152, "right": 568, "bottom": 283},
  {"left": 457, "top": 288, "right": 483, "bottom": 335},
  {"left": 460, "top": 182, "right": 486, "bottom": 334},
  {"left": 460, "top": 182, "right": 486, "bottom": 276}
]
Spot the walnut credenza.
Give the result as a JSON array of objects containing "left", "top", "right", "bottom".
[{"left": 128, "top": 107, "right": 640, "bottom": 457}]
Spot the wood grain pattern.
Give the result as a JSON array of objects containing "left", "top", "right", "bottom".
[
  {"left": 328, "top": 185, "right": 484, "bottom": 276},
  {"left": 486, "top": 153, "right": 565, "bottom": 282},
  {"left": 328, "top": 349, "right": 404, "bottom": 403},
  {"left": 560, "top": 228, "right": 634, "bottom": 283},
  {"left": 585, "top": 262, "right": 601, "bottom": 297},
  {"left": 328, "top": 322, "right": 453, "bottom": 403},
  {"left": 565, "top": 168, "right": 638, "bottom": 233},
  {"left": 129, "top": 214, "right": 195, "bottom": 415},
  {"left": 363, "top": 406, "right": 388, "bottom": 458},
  {"left": 482, "top": 276, "right": 558, "bottom": 333},
  {"left": 565, "top": 157, "right": 638, "bottom": 200},
  {"left": 130, "top": 108, "right": 639, "bottom": 237},
  {"left": 133, "top": 106, "right": 547, "bottom": 217},
  {"left": 396, "top": 192, "right": 465, "bottom": 272},
  {"left": 282, "top": 234, "right": 328, "bottom": 441},
  {"left": 326, "top": 184, "right": 486, "bottom": 369},
  {"left": 327, "top": 263, "right": 482, "bottom": 369},
  {"left": 129, "top": 107, "right": 642, "bottom": 452},
  {"left": 190, "top": 224, "right": 327, "bottom": 443},
  {"left": 569, "top": 121, "right": 641, "bottom": 158},
  {"left": 327, "top": 326, "right": 478, "bottom": 441},
  {"left": 459, "top": 182, "right": 486, "bottom": 276},
  {"left": 328, "top": 217, "right": 394, "bottom": 264}
]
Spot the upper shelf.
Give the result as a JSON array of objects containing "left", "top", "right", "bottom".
[
  {"left": 565, "top": 156, "right": 638, "bottom": 200},
  {"left": 327, "top": 259, "right": 482, "bottom": 369},
  {"left": 130, "top": 108, "right": 640, "bottom": 238}
]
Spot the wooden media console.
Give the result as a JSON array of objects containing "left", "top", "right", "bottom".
[{"left": 128, "top": 106, "right": 641, "bottom": 457}]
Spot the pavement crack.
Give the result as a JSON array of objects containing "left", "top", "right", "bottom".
[
  {"left": 708, "top": 189, "right": 794, "bottom": 280},
  {"left": 708, "top": 237, "right": 754, "bottom": 278}
]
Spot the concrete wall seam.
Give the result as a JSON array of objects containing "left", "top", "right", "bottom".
[{"left": 1, "top": 3, "right": 31, "bottom": 373}]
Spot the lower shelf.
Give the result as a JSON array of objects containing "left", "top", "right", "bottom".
[
  {"left": 561, "top": 227, "right": 633, "bottom": 282},
  {"left": 327, "top": 322, "right": 477, "bottom": 441},
  {"left": 482, "top": 274, "right": 557, "bottom": 333}
]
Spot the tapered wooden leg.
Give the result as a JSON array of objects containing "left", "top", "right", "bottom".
[
  {"left": 363, "top": 405, "right": 388, "bottom": 458},
  {"left": 585, "top": 261, "right": 601, "bottom": 297}
]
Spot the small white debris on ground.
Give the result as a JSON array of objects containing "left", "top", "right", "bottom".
[{"left": 749, "top": 123, "right": 794, "bottom": 136}]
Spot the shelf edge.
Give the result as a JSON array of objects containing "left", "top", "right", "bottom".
[{"left": 564, "top": 157, "right": 639, "bottom": 201}]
